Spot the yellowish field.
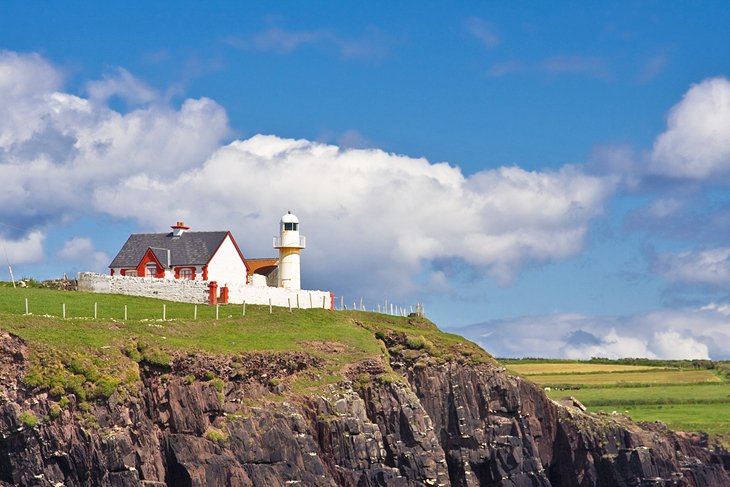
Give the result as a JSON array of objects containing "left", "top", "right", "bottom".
[
  {"left": 528, "top": 369, "right": 721, "bottom": 386},
  {"left": 507, "top": 363, "right": 662, "bottom": 375}
]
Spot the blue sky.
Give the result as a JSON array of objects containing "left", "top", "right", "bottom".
[{"left": 2, "top": 2, "right": 730, "bottom": 359}]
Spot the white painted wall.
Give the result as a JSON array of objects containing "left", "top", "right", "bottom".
[
  {"left": 207, "top": 234, "right": 248, "bottom": 287},
  {"left": 78, "top": 272, "right": 333, "bottom": 309},
  {"left": 78, "top": 273, "right": 209, "bottom": 303}
]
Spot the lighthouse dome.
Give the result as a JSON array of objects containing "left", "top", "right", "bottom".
[{"left": 281, "top": 211, "right": 299, "bottom": 224}]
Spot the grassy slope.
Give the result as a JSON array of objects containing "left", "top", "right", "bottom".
[
  {"left": 505, "top": 358, "right": 730, "bottom": 444},
  {"left": 0, "top": 286, "right": 488, "bottom": 401}
]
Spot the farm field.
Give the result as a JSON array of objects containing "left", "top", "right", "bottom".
[
  {"left": 507, "top": 362, "right": 661, "bottom": 375},
  {"left": 504, "top": 358, "right": 730, "bottom": 445},
  {"left": 525, "top": 369, "right": 721, "bottom": 386}
]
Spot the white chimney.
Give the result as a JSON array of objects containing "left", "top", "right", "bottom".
[{"left": 171, "top": 221, "right": 190, "bottom": 238}]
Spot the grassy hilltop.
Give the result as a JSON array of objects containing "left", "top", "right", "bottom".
[
  {"left": 0, "top": 284, "right": 486, "bottom": 403},
  {"left": 3, "top": 283, "right": 730, "bottom": 447}
]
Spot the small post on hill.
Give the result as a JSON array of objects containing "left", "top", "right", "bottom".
[
  {"left": 288, "top": 298, "right": 292, "bottom": 312},
  {"left": 340, "top": 296, "right": 344, "bottom": 310},
  {"left": 194, "top": 304, "right": 198, "bottom": 320},
  {"left": 124, "top": 305, "right": 128, "bottom": 321},
  {"left": 242, "top": 301, "right": 246, "bottom": 317},
  {"left": 360, "top": 297, "right": 363, "bottom": 311},
  {"left": 62, "top": 303, "right": 66, "bottom": 319},
  {"left": 322, "top": 295, "right": 326, "bottom": 309},
  {"left": 24, "top": 298, "right": 28, "bottom": 315},
  {"left": 309, "top": 292, "right": 313, "bottom": 308},
  {"left": 296, "top": 294, "right": 300, "bottom": 309},
  {"left": 94, "top": 302, "right": 98, "bottom": 319},
  {"left": 269, "top": 298, "right": 272, "bottom": 314},
  {"left": 216, "top": 304, "right": 219, "bottom": 320},
  {"left": 162, "top": 304, "right": 166, "bottom": 321}
]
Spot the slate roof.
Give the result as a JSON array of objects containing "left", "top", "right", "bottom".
[{"left": 109, "top": 231, "right": 232, "bottom": 268}]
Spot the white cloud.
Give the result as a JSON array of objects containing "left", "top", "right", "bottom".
[
  {"left": 652, "top": 247, "right": 730, "bottom": 287},
  {"left": 650, "top": 77, "right": 730, "bottom": 179},
  {"left": 455, "top": 305, "right": 724, "bottom": 359},
  {"left": 0, "top": 231, "right": 45, "bottom": 265},
  {"left": 57, "top": 237, "right": 110, "bottom": 273},
  {"left": 85, "top": 68, "right": 158, "bottom": 105},
  {"left": 0, "top": 51, "right": 230, "bottom": 231},
  {"left": 93, "top": 135, "right": 614, "bottom": 292},
  {"left": 0, "top": 50, "right": 613, "bottom": 300}
]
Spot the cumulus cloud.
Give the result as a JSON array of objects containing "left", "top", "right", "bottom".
[
  {"left": 652, "top": 247, "right": 730, "bottom": 287},
  {"left": 0, "top": 51, "right": 230, "bottom": 234},
  {"left": 0, "top": 50, "right": 614, "bottom": 300},
  {"left": 453, "top": 305, "right": 725, "bottom": 359},
  {"left": 57, "top": 237, "right": 110, "bottom": 274},
  {"left": 0, "top": 231, "right": 45, "bottom": 265},
  {"left": 650, "top": 77, "right": 730, "bottom": 180},
  {"left": 93, "top": 135, "right": 614, "bottom": 293}
]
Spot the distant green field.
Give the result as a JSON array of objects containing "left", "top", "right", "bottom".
[
  {"left": 508, "top": 363, "right": 665, "bottom": 375},
  {"left": 528, "top": 369, "right": 721, "bottom": 386},
  {"left": 546, "top": 382, "right": 730, "bottom": 406},
  {"left": 506, "top": 358, "right": 730, "bottom": 443},
  {"left": 595, "top": 404, "right": 730, "bottom": 436}
]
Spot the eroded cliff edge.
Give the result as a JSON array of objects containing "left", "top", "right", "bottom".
[{"left": 0, "top": 326, "right": 728, "bottom": 487}]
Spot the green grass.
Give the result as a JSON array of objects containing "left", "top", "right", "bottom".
[
  {"left": 594, "top": 404, "right": 730, "bottom": 436},
  {"left": 546, "top": 382, "right": 730, "bottom": 406},
  {"left": 0, "top": 285, "right": 486, "bottom": 399},
  {"left": 507, "top": 363, "right": 665, "bottom": 375},
  {"left": 514, "top": 357, "right": 730, "bottom": 443},
  {"left": 527, "top": 369, "right": 721, "bottom": 387}
]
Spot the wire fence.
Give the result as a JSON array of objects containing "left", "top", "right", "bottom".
[
  {"left": 331, "top": 295, "right": 425, "bottom": 317},
  {"left": 17, "top": 296, "right": 426, "bottom": 321}
]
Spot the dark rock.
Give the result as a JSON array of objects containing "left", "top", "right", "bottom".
[{"left": 0, "top": 331, "right": 726, "bottom": 486}]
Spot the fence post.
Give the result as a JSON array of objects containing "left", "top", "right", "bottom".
[
  {"left": 62, "top": 303, "right": 66, "bottom": 319},
  {"left": 242, "top": 301, "right": 246, "bottom": 317},
  {"left": 288, "top": 298, "right": 292, "bottom": 312},
  {"left": 309, "top": 292, "right": 313, "bottom": 308},
  {"left": 94, "top": 302, "right": 98, "bottom": 319},
  {"left": 296, "top": 294, "right": 300, "bottom": 309},
  {"left": 194, "top": 304, "right": 197, "bottom": 320},
  {"left": 163, "top": 304, "right": 166, "bottom": 321},
  {"left": 269, "top": 298, "right": 272, "bottom": 314},
  {"left": 216, "top": 304, "right": 219, "bottom": 320},
  {"left": 340, "top": 296, "right": 344, "bottom": 310},
  {"left": 124, "top": 305, "right": 127, "bottom": 321},
  {"left": 322, "top": 295, "right": 326, "bottom": 309},
  {"left": 25, "top": 298, "right": 28, "bottom": 315},
  {"left": 360, "top": 297, "right": 363, "bottom": 311}
]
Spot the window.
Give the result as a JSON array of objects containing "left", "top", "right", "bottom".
[
  {"left": 284, "top": 222, "right": 298, "bottom": 231},
  {"left": 179, "top": 268, "right": 193, "bottom": 280},
  {"left": 145, "top": 264, "right": 157, "bottom": 278},
  {"left": 124, "top": 269, "right": 137, "bottom": 277}
]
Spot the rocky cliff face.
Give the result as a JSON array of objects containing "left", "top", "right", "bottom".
[{"left": 0, "top": 331, "right": 728, "bottom": 487}]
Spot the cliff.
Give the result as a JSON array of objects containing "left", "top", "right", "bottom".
[{"left": 0, "top": 315, "right": 728, "bottom": 487}]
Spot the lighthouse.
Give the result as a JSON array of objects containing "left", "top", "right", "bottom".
[{"left": 273, "top": 211, "right": 306, "bottom": 289}]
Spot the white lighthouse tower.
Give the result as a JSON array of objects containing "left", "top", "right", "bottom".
[{"left": 273, "top": 211, "right": 306, "bottom": 289}]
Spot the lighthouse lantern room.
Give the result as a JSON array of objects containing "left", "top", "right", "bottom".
[{"left": 273, "top": 211, "right": 306, "bottom": 290}]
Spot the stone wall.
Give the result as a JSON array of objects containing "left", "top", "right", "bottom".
[
  {"left": 78, "top": 273, "right": 210, "bottom": 303},
  {"left": 77, "top": 273, "right": 333, "bottom": 309}
]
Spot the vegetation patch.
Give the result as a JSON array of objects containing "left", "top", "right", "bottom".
[{"left": 508, "top": 357, "right": 730, "bottom": 447}]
